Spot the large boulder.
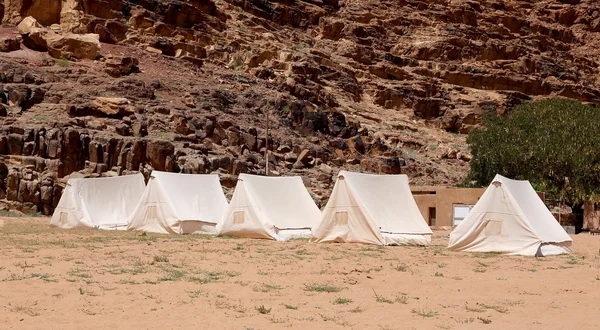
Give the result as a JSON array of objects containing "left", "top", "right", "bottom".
[
  {"left": 0, "top": 37, "right": 20, "bottom": 52},
  {"left": 146, "top": 140, "right": 175, "bottom": 171},
  {"left": 105, "top": 56, "right": 139, "bottom": 77},
  {"left": 17, "top": 16, "right": 42, "bottom": 34},
  {"left": 24, "top": 0, "right": 61, "bottom": 26},
  {"left": 91, "top": 97, "right": 135, "bottom": 117},
  {"left": 47, "top": 33, "right": 101, "bottom": 60},
  {"left": 3, "top": 1, "right": 61, "bottom": 25}
]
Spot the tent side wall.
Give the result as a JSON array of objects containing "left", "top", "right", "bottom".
[
  {"left": 448, "top": 180, "right": 544, "bottom": 256},
  {"left": 128, "top": 177, "right": 180, "bottom": 234},
  {"left": 497, "top": 175, "right": 572, "bottom": 245},
  {"left": 217, "top": 179, "right": 276, "bottom": 239},
  {"left": 128, "top": 172, "right": 229, "bottom": 235},
  {"left": 77, "top": 174, "right": 146, "bottom": 230},
  {"left": 239, "top": 175, "right": 321, "bottom": 233},
  {"left": 311, "top": 177, "right": 384, "bottom": 245},
  {"left": 50, "top": 180, "right": 88, "bottom": 229}
]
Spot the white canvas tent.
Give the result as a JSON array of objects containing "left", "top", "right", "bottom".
[
  {"left": 448, "top": 174, "right": 572, "bottom": 256},
  {"left": 128, "top": 171, "right": 228, "bottom": 234},
  {"left": 217, "top": 174, "right": 321, "bottom": 240},
  {"left": 311, "top": 171, "right": 432, "bottom": 246},
  {"left": 50, "top": 174, "right": 145, "bottom": 230}
]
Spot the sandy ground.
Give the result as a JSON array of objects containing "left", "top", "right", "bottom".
[{"left": 0, "top": 217, "right": 598, "bottom": 330}]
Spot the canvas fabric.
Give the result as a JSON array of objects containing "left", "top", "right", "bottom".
[
  {"left": 217, "top": 174, "right": 321, "bottom": 240},
  {"left": 128, "top": 171, "right": 228, "bottom": 234},
  {"left": 448, "top": 175, "right": 572, "bottom": 256},
  {"left": 50, "top": 174, "right": 145, "bottom": 230},
  {"left": 311, "top": 171, "right": 432, "bottom": 246}
]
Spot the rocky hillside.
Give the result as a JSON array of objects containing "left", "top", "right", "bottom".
[{"left": 1, "top": 0, "right": 599, "bottom": 214}]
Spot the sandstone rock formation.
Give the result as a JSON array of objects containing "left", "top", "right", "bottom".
[{"left": 1, "top": 0, "right": 600, "bottom": 214}]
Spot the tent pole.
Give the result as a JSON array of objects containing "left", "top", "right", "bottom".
[{"left": 265, "top": 108, "right": 269, "bottom": 176}]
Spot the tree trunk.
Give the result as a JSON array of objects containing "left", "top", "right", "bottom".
[
  {"left": 571, "top": 203, "right": 584, "bottom": 234},
  {"left": 583, "top": 201, "right": 600, "bottom": 231}
]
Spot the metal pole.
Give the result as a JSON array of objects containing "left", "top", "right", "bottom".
[{"left": 265, "top": 109, "right": 269, "bottom": 176}]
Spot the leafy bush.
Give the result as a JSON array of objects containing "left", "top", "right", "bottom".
[{"left": 466, "top": 99, "right": 600, "bottom": 205}]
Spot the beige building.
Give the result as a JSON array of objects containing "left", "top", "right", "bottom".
[{"left": 411, "top": 186, "right": 546, "bottom": 228}]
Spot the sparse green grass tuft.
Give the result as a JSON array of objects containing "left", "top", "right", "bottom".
[
  {"left": 333, "top": 297, "right": 353, "bottom": 305},
  {"left": 411, "top": 306, "right": 439, "bottom": 318},
  {"left": 153, "top": 255, "right": 169, "bottom": 263},
  {"left": 349, "top": 306, "right": 364, "bottom": 313},
  {"left": 481, "top": 304, "right": 508, "bottom": 313},
  {"left": 253, "top": 283, "right": 282, "bottom": 293},
  {"left": 478, "top": 317, "right": 492, "bottom": 324},
  {"left": 284, "top": 304, "right": 298, "bottom": 310},
  {"left": 393, "top": 264, "right": 409, "bottom": 272},
  {"left": 56, "top": 58, "right": 70, "bottom": 67},
  {"left": 465, "top": 303, "right": 485, "bottom": 313},
  {"left": 303, "top": 283, "right": 343, "bottom": 293},
  {"left": 255, "top": 305, "right": 271, "bottom": 314}
]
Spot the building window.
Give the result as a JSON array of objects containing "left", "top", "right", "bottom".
[
  {"left": 452, "top": 204, "right": 475, "bottom": 226},
  {"left": 428, "top": 208, "right": 436, "bottom": 226}
]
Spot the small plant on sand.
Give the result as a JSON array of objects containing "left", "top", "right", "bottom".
[
  {"left": 434, "top": 272, "right": 444, "bottom": 277},
  {"left": 333, "top": 297, "right": 353, "bottom": 305},
  {"left": 481, "top": 304, "right": 508, "bottom": 313},
  {"left": 349, "top": 306, "right": 364, "bottom": 313},
  {"left": 284, "top": 304, "right": 298, "bottom": 310},
  {"left": 255, "top": 305, "right": 271, "bottom": 314},
  {"left": 56, "top": 58, "right": 70, "bottom": 67},
  {"left": 393, "top": 264, "right": 409, "bottom": 272},
  {"left": 455, "top": 317, "right": 474, "bottom": 324},
  {"left": 395, "top": 295, "right": 409, "bottom": 304},
  {"left": 478, "top": 317, "right": 492, "bottom": 324},
  {"left": 303, "top": 283, "right": 343, "bottom": 293},
  {"left": 253, "top": 283, "right": 282, "bottom": 293},
  {"left": 411, "top": 306, "right": 439, "bottom": 318},
  {"left": 373, "top": 290, "right": 395, "bottom": 304},
  {"left": 465, "top": 303, "right": 485, "bottom": 313},
  {"left": 153, "top": 255, "right": 169, "bottom": 263}
]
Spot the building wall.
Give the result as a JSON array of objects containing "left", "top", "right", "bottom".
[
  {"left": 411, "top": 186, "right": 546, "bottom": 227},
  {"left": 435, "top": 188, "right": 486, "bottom": 227},
  {"left": 413, "top": 194, "right": 436, "bottom": 225}
]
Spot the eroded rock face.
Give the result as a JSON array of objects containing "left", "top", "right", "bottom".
[
  {"left": 46, "top": 33, "right": 101, "bottom": 60},
  {"left": 0, "top": 37, "right": 20, "bottom": 52},
  {"left": 3, "top": 0, "right": 600, "bottom": 213}
]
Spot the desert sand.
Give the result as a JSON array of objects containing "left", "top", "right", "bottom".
[{"left": 0, "top": 217, "right": 598, "bottom": 330}]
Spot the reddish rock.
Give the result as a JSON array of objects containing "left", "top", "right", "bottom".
[
  {"left": 146, "top": 140, "right": 175, "bottom": 171},
  {"left": 0, "top": 37, "right": 20, "bottom": 52}
]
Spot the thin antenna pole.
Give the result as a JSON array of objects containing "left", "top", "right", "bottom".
[{"left": 265, "top": 109, "right": 269, "bottom": 176}]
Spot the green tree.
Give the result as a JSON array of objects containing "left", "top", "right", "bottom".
[{"left": 465, "top": 99, "right": 600, "bottom": 211}]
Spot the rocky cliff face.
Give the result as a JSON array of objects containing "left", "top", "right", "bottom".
[{"left": 1, "top": 0, "right": 599, "bottom": 214}]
